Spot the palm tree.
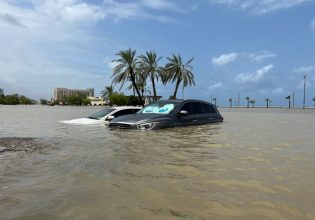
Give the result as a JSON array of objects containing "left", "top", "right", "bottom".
[
  {"left": 285, "top": 95, "right": 291, "bottom": 109},
  {"left": 100, "top": 85, "right": 114, "bottom": 102},
  {"left": 112, "top": 48, "right": 143, "bottom": 106},
  {"left": 164, "top": 54, "right": 195, "bottom": 99},
  {"left": 249, "top": 99, "right": 256, "bottom": 108},
  {"left": 138, "top": 51, "right": 162, "bottom": 101},
  {"left": 312, "top": 97, "right": 315, "bottom": 109},
  {"left": 228, "top": 98, "right": 233, "bottom": 108},
  {"left": 265, "top": 98, "right": 271, "bottom": 108},
  {"left": 245, "top": 97, "right": 250, "bottom": 108},
  {"left": 126, "top": 69, "right": 147, "bottom": 98}
]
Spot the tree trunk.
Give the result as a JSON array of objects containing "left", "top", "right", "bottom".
[
  {"left": 151, "top": 74, "right": 157, "bottom": 101},
  {"left": 129, "top": 70, "right": 144, "bottom": 107},
  {"left": 173, "top": 77, "right": 181, "bottom": 99}
]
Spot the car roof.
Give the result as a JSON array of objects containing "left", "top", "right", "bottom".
[
  {"left": 111, "top": 106, "right": 142, "bottom": 110},
  {"left": 156, "top": 99, "right": 214, "bottom": 105}
]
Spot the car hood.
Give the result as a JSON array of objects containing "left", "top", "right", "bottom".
[
  {"left": 60, "top": 118, "right": 103, "bottom": 125},
  {"left": 110, "top": 113, "right": 171, "bottom": 124}
]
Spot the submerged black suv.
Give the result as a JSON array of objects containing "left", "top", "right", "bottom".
[{"left": 108, "top": 99, "right": 223, "bottom": 130}]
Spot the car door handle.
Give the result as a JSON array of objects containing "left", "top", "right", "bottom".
[{"left": 193, "top": 120, "right": 198, "bottom": 122}]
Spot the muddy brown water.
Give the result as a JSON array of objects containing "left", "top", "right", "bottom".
[{"left": 0, "top": 105, "right": 315, "bottom": 220}]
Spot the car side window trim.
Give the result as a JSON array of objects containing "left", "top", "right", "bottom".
[{"left": 177, "top": 101, "right": 218, "bottom": 116}]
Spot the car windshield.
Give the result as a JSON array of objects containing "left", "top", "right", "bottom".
[
  {"left": 138, "top": 102, "right": 178, "bottom": 114},
  {"left": 88, "top": 108, "right": 115, "bottom": 120}
]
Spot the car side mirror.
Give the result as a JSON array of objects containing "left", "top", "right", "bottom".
[
  {"left": 178, "top": 110, "right": 189, "bottom": 117},
  {"left": 107, "top": 115, "right": 115, "bottom": 121}
]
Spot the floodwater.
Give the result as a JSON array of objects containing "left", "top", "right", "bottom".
[{"left": 1, "top": 105, "right": 315, "bottom": 220}]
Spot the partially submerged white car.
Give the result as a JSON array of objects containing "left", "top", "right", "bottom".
[{"left": 61, "top": 106, "right": 142, "bottom": 125}]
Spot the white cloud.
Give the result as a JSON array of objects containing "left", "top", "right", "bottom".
[
  {"left": 0, "top": 0, "right": 181, "bottom": 98},
  {"left": 0, "top": 13, "right": 25, "bottom": 27},
  {"left": 212, "top": 50, "right": 276, "bottom": 66},
  {"left": 273, "top": 88, "right": 284, "bottom": 94},
  {"left": 101, "top": 0, "right": 176, "bottom": 23},
  {"left": 212, "top": 53, "right": 238, "bottom": 66},
  {"left": 208, "top": 82, "right": 223, "bottom": 90},
  {"left": 104, "top": 57, "right": 119, "bottom": 70},
  {"left": 140, "top": 0, "right": 179, "bottom": 11},
  {"left": 293, "top": 65, "right": 315, "bottom": 73},
  {"left": 37, "top": 0, "right": 105, "bottom": 24},
  {"left": 248, "top": 50, "right": 277, "bottom": 62},
  {"left": 235, "top": 64, "right": 274, "bottom": 83},
  {"left": 208, "top": 0, "right": 315, "bottom": 15}
]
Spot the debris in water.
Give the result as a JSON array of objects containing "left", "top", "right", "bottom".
[{"left": 0, "top": 137, "right": 51, "bottom": 153}]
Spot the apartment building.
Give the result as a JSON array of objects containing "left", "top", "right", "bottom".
[{"left": 53, "top": 88, "right": 94, "bottom": 101}]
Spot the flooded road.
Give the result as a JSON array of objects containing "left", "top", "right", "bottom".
[{"left": 1, "top": 105, "right": 315, "bottom": 220}]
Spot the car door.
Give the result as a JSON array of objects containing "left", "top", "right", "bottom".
[
  {"left": 191, "top": 102, "right": 219, "bottom": 124},
  {"left": 188, "top": 102, "right": 207, "bottom": 125},
  {"left": 175, "top": 102, "right": 198, "bottom": 126},
  {"left": 204, "top": 103, "right": 221, "bottom": 122}
]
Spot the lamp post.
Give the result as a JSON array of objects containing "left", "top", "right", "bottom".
[
  {"left": 292, "top": 91, "right": 295, "bottom": 108},
  {"left": 213, "top": 98, "right": 217, "bottom": 107},
  {"left": 303, "top": 74, "right": 306, "bottom": 109}
]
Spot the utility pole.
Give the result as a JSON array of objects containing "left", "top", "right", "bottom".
[
  {"left": 210, "top": 96, "right": 213, "bottom": 104},
  {"left": 303, "top": 74, "right": 306, "bottom": 109},
  {"left": 213, "top": 98, "right": 217, "bottom": 107},
  {"left": 292, "top": 91, "right": 295, "bottom": 108},
  {"left": 238, "top": 93, "right": 240, "bottom": 107}
]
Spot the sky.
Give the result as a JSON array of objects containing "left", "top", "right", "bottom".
[{"left": 0, "top": 0, "right": 315, "bottom": 107}]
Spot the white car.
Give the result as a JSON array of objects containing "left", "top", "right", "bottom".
[{"left": 60, "top": 106, "right": 142, "bottom": 125}]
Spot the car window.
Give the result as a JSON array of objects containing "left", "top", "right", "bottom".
[
  {"left": 180, "top": 102, "right": 193, "bottom": 115},
  {"left": 112, "top": 109, "right": 134, "bottom": 118},
  {"left": 204, "top": 104, "right": 217, "bottom": 113},
  {"left": 88, "top": 108, "right": 115, "bottom": 119},
  {"left": 192, "top": 102, "right": 206, "bottom": 114}
]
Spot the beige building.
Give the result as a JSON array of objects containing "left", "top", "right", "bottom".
[
  {"left": 53, "top": 88, "right": 94, "bottom": 101},
  {"left": 88, "top": 96, "right": 107, "bottom": 106}
]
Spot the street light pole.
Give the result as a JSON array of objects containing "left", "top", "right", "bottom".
[
  {"left": 292, "top": 91, "right": 295, "bottom": 108},
  {"left": 303, "top": 74, "right": 306, "bottom": 109},
  {"left": 238, "top": 93, "right": 240, "bottom": 106}
]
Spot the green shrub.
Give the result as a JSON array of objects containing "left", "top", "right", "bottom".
[
  {"left": 109, "top": 93, "right": 128, "bottom": 106},
  {"left": 127, "top": 96, "right": 143, "bottom": 106}
]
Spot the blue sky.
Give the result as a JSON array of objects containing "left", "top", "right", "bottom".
[{"left": 0, "top": 0, "right": 315, "bottom": 106}]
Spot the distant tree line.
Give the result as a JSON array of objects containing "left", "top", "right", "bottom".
[
  {"left": 51, "top": 93, "right": 91, "bottom": 106},
  {"left": 0, "top": 89, "right": 36, "bottom": 105},
  {"left": 100, "top": 85, "right": 144, "bottom": 106}
]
